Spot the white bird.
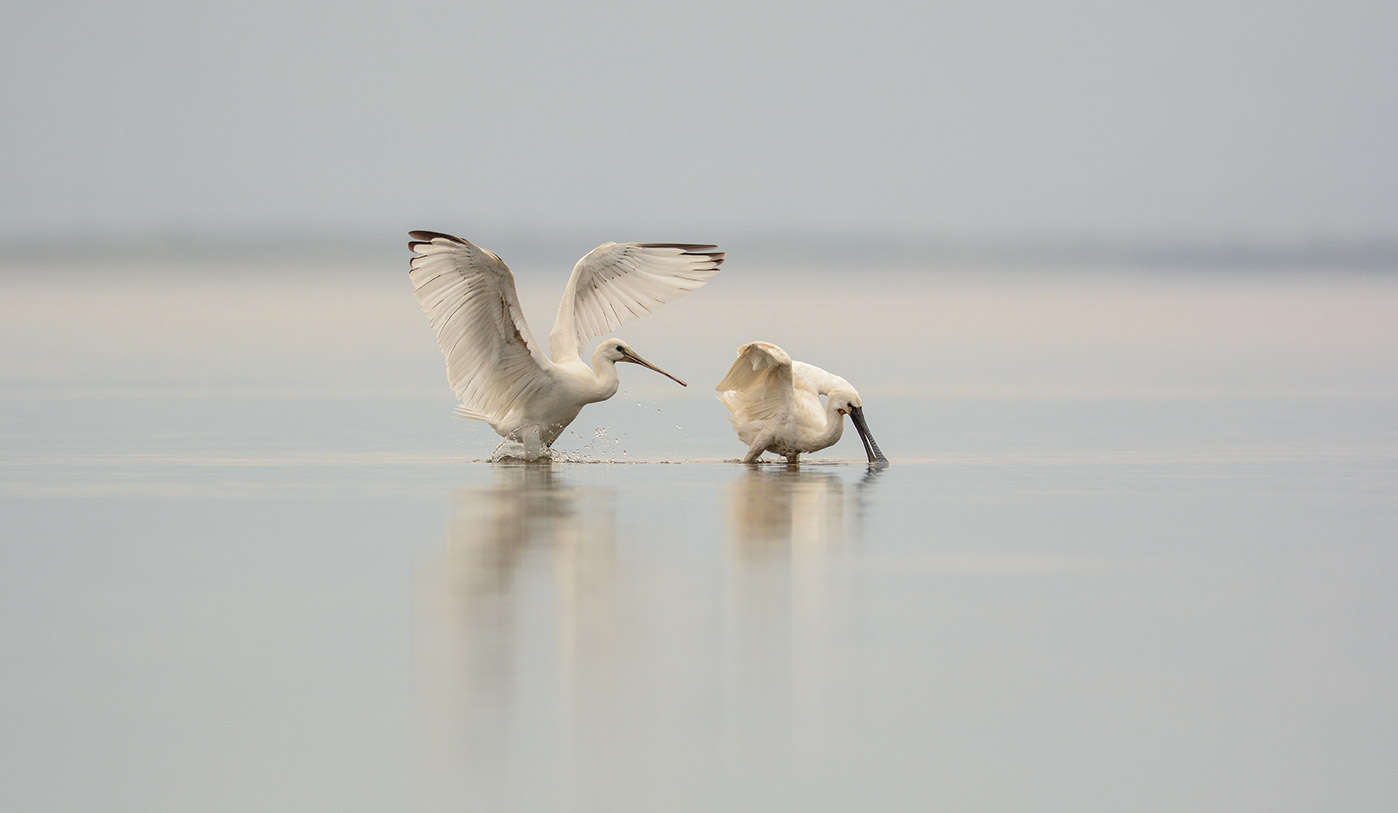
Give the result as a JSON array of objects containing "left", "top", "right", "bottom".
[
  {"left": 717, "top": 342, "right": 888, "bottom": 466},
  {"left": 409, "top": 230, "right": 724, "bottom": 460}
]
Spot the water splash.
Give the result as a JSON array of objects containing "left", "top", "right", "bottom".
[
  {"left": 477, "top": 425, "right": 643, "bottom": 464},
  {"left": 634, "top": 402, "right": 688, "bottom": 438},
  {"left": 487, "top": 437, "right": 531, "bottom": 463}
]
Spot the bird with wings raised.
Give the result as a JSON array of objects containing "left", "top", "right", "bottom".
[
  {"left": 408, "top": 230, "right": 724, "bottom": 460},
  {"left": 717, "top": 341, "right": 888, "bottom": 466}
]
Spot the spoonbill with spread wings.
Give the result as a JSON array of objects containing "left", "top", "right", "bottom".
[
  {"left": 717, "top": 341, "right": 888, "bottom": 466},
  {"left": 409, "top": 231, "right": 724, "bottom": 460}
]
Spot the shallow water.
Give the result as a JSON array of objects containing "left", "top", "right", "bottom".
[{"left": 2, "top": 257, "right": 1396, "bottom": 810}]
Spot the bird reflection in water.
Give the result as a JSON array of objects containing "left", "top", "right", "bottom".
[
  {"left": 721, "top": 465, "right": 881, "bottom": 770},
  {"left": 412, "top": 464, "right": 888, "bottom": 807},
  {"left": 727, "top": 465, "right": 848, "bottom": 551},
  {"left": 413, "top": 464, "right": 617, "bottom": 810}
]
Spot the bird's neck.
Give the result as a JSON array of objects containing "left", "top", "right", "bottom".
[
  {"left": 820, "top": 401, "right": 847, "bottom": 446},
  {"left": 587, "top": 350, "right": 623, "bottom": 403}
]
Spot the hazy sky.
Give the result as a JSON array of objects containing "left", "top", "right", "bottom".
[{"left": 2, "top": 1, "right": 1396, "bottom": 246}]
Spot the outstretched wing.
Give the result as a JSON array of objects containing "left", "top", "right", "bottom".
[
  {"left": 408, "top": 231, "right": 554, "bottom": 422},
  {"left": 716, "top": 341, "right": 795, "bottom": 422},
  {"left": 549, "top": 242, "right": 724, "bottom": 361}
]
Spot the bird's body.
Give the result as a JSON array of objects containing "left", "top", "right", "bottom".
[
  {"left": 409, "top": 231, "right": 723, "bottom": 460},
  {"left": 727, "top": 359, "right": 850, "bottom": 458},
  {"left": 717, "top": 342, "right": 888, "bottom": 466},
  {"left": 481, "top": 346, "right": 615, "bottom": 448}
]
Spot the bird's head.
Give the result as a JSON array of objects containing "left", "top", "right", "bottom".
[
  {"left": 828, "top": 386, "right": 863, "bottom": 415},
  {"left": 830, "top": 385, "right": 887, "bottom": 467},
  {"left": 595, "top": 339, "right": 687, "bottom": 387}
]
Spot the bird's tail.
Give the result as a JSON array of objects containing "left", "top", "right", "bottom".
[{"left": 453, "top": 404, "right": 492, "bottom": 422}]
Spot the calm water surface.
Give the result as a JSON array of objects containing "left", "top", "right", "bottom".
[{"left": 1, "top": 256, "right": 1396, "bottom": 810}]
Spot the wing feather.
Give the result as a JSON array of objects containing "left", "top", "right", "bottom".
[
  {"left": 408, "top": 231, "right": 554, "bottom": 423},
  {"left": 549, "top": 242, "right": 724, "bottom": 360},
  {"left": 716, "top": 342, "right": 795, "bottom": 423}
]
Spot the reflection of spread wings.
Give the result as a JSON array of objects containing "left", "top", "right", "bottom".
[
  {"left": 408, "top": 231, "right": 555, "bottom": 422},
  {"left": 548, "top": 242, "right": 725, "bottom": 361},
  {"left": 716, "top": 341, "right": 796, "bottom": 422}
]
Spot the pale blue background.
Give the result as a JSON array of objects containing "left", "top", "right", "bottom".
[{"left": 2, "top": 1, "right": 1396, "bottom": 245}]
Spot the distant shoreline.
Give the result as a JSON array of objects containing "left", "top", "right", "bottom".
[{"left": 2, "top": 230, "right": 1397, "bottom": 273}]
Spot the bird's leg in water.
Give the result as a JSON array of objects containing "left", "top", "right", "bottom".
[
  {"left": 521, "top": 426, "right": 546, "bottom": 462},
  {"left": 743, "top": 431, "right": 775, "bottom": 464}
]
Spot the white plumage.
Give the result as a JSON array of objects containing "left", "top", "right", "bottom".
[
  {"left": 717, "top": 342, "right": 888, "bottom": 466},
  {"left": 409, "top": 231, "right": 723, "bottom": 459}
]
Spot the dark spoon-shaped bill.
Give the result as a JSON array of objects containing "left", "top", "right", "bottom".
[{"left": 849, "top": 406, "right": 889, "bottom": 468}]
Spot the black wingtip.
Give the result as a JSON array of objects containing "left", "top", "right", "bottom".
[
  {"left": 634, "top": 244, "right": 726, "bottom": 267},
  {"left": 408, "top": 230, "right": 468, "bottom": 244},
  {"left": 408, "top": 230, "right": 472, "bottom": 257},
  {"left": 639, "top": 243, "right": 723, "bottom": 254}
]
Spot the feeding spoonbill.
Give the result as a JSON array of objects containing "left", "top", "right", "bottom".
[
  {"left": 717, "top": 342, "right": 888, "bottom": 466},
  {"left": 408, "top": 230, "right": 724, "bottom": 460}
]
